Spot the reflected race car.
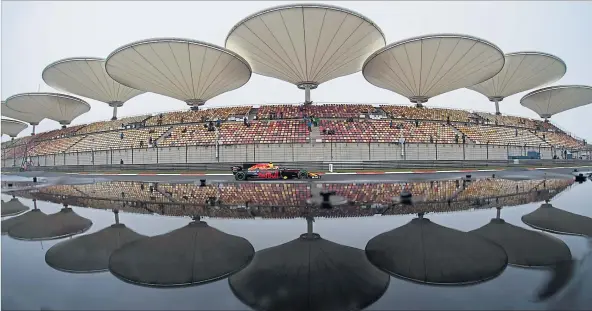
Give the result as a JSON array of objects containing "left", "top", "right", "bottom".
[{"left": 231, "top": 163, "right": 320, "bottom": 181}]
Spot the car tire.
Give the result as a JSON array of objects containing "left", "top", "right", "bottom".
[{"left": 235, "top": 171, "right": 247, "bottom": 181}]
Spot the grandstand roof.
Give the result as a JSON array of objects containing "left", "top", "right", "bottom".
[
  {"left": 519, "top": 85, "right": 592, "bottom": 118},
  {"left": 1, "top": 118, "right": 29, "bottom": 137},
  {"left": 225, "top": 3, "right": 386, "bottom": 88},
  {"left": 363, "top": 34, "right": 505, "bottom": 104},
  {"left": 105, "top": 38, "right": 252, "bottom": 108},
  {"left": 1, "top": 101, "right": 45, "bottom": 125},
  {"left": 365, "top": 217, "right": 508, "bottom": 284},
  {"left": 468, "top": 52, "right": 567, "bottom": 101},
  {"left": 42, "top": 57, "right": 145, "bottom": 106},
  {"left": 108, "top": 220, "right": 255, "bottom": 286},
  {"left": 229, "top": 233, "right": 389, "bottom": 311},
  {"left": 4, "top": 93, "right": 91, "bottom": 126},
  {"left": 45, "top": 221, "right": 145, "bottom": 273}
]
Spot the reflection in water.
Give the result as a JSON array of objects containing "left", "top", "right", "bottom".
[
  {"left": 1, "top": 196, "right": 29, "bottom": 216},
  {"left": 108, "top": 216, "right": 254, "bottom": 287},
  {"left": 45, "top": 209, "right": 145, "bottom": 273},
  {"left": 7, "top": 204, "right": 92, "bottom": 241},
  {"left": 365, "top": 214, "right": 508, "bottom": 285},
  {"left": 471, "top": 207, "right": 572, "bottom": 267},
  {"left": 229, "top": 217, "right": 390, "bottom": 311},
  {"left": 2, "top": 176, "right": 590, "bottom": 310},
  {"left": 522, "top": 202, "right": 592, "bottom": 237},
  {"left": 2, "top": 199, "right": 48, "bottom": 234}
]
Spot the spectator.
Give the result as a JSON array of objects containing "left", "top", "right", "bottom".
[
  {"left": 120, "top": 159, "right": 124, "bottom": 165},
  {"left": 455, "top": 134, "right": 459, "bottom": 143},
  {"left": 390, "top": 120, "right": 393, "bottom": 128},
  {"left": 515, "top": 128, "right": 518, "bottom": 137},
  {"left": 462, "top": 134, "right": 466, "bottom": 144},
  {"left": 216, "top": 119, "right": 221, "bottom": 128},
  {"left": 415, "top": 119, "right": 419, "bottom": 127},
  {"left": 430, "top": 135, "right": 434, "bottom": 143},
  {"left": 447, "top": 116, "right": 451, "bottom": 124},
  {"left": 120, "top": 132, "right": 124, "bottom": 139}
]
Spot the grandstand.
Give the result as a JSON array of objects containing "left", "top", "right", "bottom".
[
  {"left": 2, "top": 3, "right": 591, "bottom": 167},
  {"left": 2, "top": 103, "right": 590, "bottom": 167}
]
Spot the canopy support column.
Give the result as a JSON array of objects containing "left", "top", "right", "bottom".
[
  {"left": 298, "top": 82, "right": 317, "bottom": 105},
  {"left": 109, "top": 101, "right": 124, "bottom": 121},
  {"left": 114, "top": 209, "right": 120, "bottom": 224},
  {"left": 495, "top": 100, "right": 501, "bottom": 115},
  {"left": 31, "top": 124, "right": 37, "bottom": 136},
  {"left": 112, "top": 106, "right": 118, "bottom": 121}
]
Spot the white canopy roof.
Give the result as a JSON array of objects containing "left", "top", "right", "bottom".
[
  {"left": 105, "top": 38, "right": 252, "bottom": 107},
  {"left": 468, "top": 52, "right": 566, "bottom": 101},
  {"left": 363, "top": 34, "right": 505, "bottom": 103},
  {"left": 1, "top": 101, "right": 45, "bottom": 125},
  {"left": 1, "top": 118, "right": 28, "bottom": 137},
  {"left": 520, "top": 85, "right": 592, "bottom": 118},
  {"left": 42, "top": 57, "right": 145, "bottom": 106},
  {"left": 5, "top": 93, "right": 91, "bottom": 125},
  {"left": 225, "top": 3, "right": 386, "bottom": 88}
]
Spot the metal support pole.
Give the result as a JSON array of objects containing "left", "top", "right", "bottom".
[
  {"left": 495, "top": 100, "right": 500, "bottom": 115},
  {"left": 112, "top": 106, "right": 118, "bottom": 121},
  {"left": 305, "top": 86, "right": 311, "bottom": 104}
]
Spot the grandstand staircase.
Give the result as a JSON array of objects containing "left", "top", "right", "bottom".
[
  {"left": 309, "top": 126, "right": 322, "bottom": 143},
  {"left": 449, "top": 125, "right": 475, "bottom": 144},
  {"left": 155, "top": 126, "right": 174, "bottom": 145},
  {"left": 247, "top": 108, "right": 259, "bottom": 120}
]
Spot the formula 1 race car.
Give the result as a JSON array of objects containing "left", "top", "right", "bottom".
[{"left": 231, "top": 163, "right": 321, "bottom": 181}]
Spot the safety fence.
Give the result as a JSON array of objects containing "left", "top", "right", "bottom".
[{"left": 3, "top": 142, "right": 591, "bottom": 170}]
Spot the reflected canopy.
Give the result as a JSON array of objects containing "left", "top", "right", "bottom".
[
  {"left": 109, "top": 219, "right": 254, "bottom": 287},
  {"left": 365, "top": 216, "right": 508, "bottom": 284},
  {"left": 471, "top": 208, "right": 571, "bottom": 267},
  {"left": 229, "top": 217, "right": 389, "bottom": 311},
  {"left": 7, "top": 207, "right": 92, "bottom": 240},
  {"left": 45, "top": 210, "right": 145, "bottom": 273},
  {"left": 522, "top": 203, "right": 592, "bottom": 237},
  {"left": 1, "top": 197, "right": 30, "bottom": 217}
]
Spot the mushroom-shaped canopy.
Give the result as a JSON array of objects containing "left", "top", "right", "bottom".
[
  {"left": 1, "top": 209, "right": 48, "bottom": 234},
  {"left": 7, "top": 207, "right": 92, "bottom": 240},
  {"left": 1, "top": 197, "right": 30, "bottom": 217},
  {"left": 365, "top": 217, "right": 508, "bottom": 284},
  {"left": 1, "top": 101, "right": 45, "bottom": 125},
  {"left": 519, "top": 85, "right": 592, "bottom": 119},
  {"left": 5, "top": 93, "right": 91, "bottom": 126},
  {"left": 229, "top": 233, "right": 389, "bottom": 311},
  {"left": 521, "top": 203, "right": 592, "bottom": 237},
  {"left": 42, "top": 57, "right": 145, "bottom": 107},
  {"left": 470, "top": 218, "right": 571, "bottom": 267},
  {"left": 226, "top": 3, "right": 386, "bottom": 88},
  {"left": 108, "top": 220, "right": 254, "bottom": 286},
  {"left": 1, "top": 118, "right": 28, "bottom": 138},
  {"left": 45, "top": 223, "right": 146, "bottom": 273},
  {"left": 363, "top": 34, "right": 505, "bottom": 105},
  {"left": 106, "top": 38, "right": 252, "bottom": 108},
  {"left": 468, "top": 52, "right": 566, "bottom": 102}
]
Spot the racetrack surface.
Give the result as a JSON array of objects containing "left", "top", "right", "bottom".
[{"left": 3, "top": 167, "right": 585, "bottom": 185}]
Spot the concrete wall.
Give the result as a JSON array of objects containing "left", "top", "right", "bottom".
[{"left": 5, "top": 143, "right": 559, "bottom": 167}]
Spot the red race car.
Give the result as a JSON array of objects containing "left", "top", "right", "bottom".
[{"left": 231, "top": 163, "right": 320, "bottom": 181}]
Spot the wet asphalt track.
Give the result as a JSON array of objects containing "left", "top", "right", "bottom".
[{"left": 3, "top": 167, "right": 585, "bottom": 185}]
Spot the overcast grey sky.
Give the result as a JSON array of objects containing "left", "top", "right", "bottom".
[{"left": 2, "top": 1, "right": 591, "bottom": 142}]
